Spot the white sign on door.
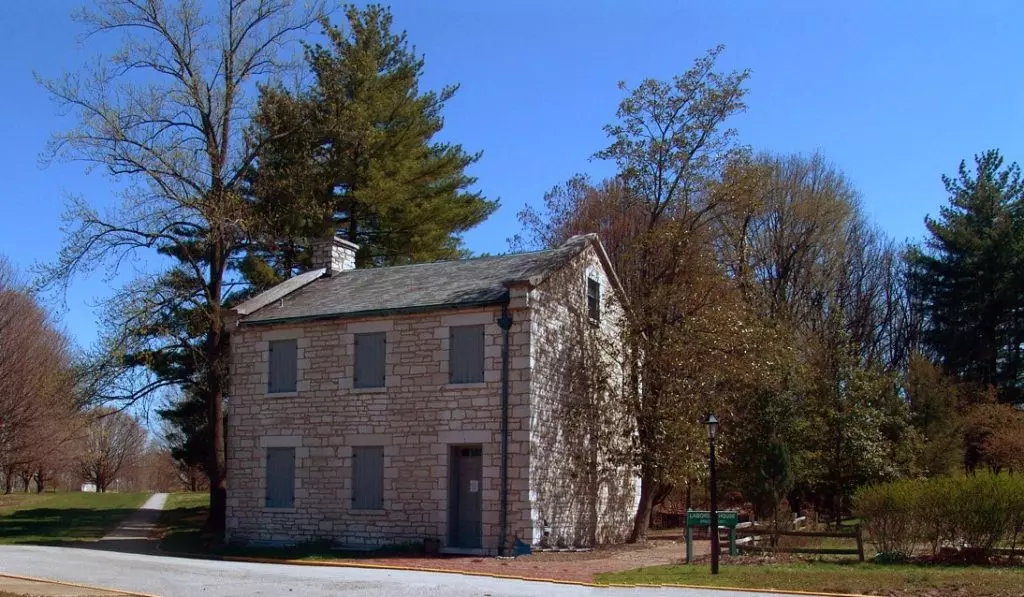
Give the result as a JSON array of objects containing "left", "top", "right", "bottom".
[{"left": 469, "top": 480, "right": 479, "bottom": 493}]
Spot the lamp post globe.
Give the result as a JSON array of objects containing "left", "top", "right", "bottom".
[{"left": 705, "top": 413, "right": 718, "bottom": 440}]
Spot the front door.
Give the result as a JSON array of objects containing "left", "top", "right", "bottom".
[{"left": 449, "top": 446, "right": 482, "bottom": 548}]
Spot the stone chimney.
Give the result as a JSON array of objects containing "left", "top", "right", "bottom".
[{"left": 312, "top": 236, "right": 359, "bottom": 275}]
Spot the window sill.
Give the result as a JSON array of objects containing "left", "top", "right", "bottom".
[
  {"left": 348, "top": 508, "right": 387, "bottom": 516},
  {"left": 262, "top": 506, "right": 297, "bottom": 513},
  {"left": 351, "top": 386, "right": 387, "bottom": 394},
  {"left": 265, "top": 391, "right": 299, "bottom": 398},
  {"left": 444, "top": 382, "right": 488, "bottom": 389}
]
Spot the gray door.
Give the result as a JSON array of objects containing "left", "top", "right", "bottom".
[{"left": 449, "top": 446, "right": 482, "bottom": 548}]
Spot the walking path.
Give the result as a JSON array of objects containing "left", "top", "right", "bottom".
[{"left": 96, "top": 493, "right": 168, "bottom": 554}]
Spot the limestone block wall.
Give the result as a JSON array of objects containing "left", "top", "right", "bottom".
[
  {"left": 527, "top": 246, "right": 638, "bottom": 547},
  {"left": 225, "top": 306, "right": 533, "bottom": 552}
]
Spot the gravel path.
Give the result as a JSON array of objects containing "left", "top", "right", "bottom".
[{"left": 0, "top": 545, "right": 821, "bottom": 597}]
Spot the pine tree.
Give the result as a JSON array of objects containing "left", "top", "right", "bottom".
[
  {"left": 247, "top": 5, "right": 496, "bottom": 277},
  {"left": 158, "top": 389, "right": 210, "bottom": 491},
  {"left": 909, "top": 150, "right": 1024, "bottom": 404}
]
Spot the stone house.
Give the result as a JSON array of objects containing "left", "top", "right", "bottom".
[{"left": 224, "top": 234, "right": 638, "bottom": 553}]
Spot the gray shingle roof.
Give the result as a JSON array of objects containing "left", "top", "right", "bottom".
[{"left": 238, "top": 235, "right": 594, "bottom": 325}]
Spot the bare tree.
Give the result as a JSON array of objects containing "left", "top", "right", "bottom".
[
  {"left": 714, "top": 152, "right": 912, "bottom": 369},
  {"left": 0, "top": 257, "right": 81, "bottom": 494},
  {"left": 39, "top": 0, "right": 326, "bottom": 533},
  {"left": 76, "top": 408, "right": 147, "bottom": 492}
]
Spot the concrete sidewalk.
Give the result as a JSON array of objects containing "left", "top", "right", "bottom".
[
  {"left": 0, "top": 572, "right": 146, "bottom": 596},
  {"left": 95, "top": 493, "right": 168, "bottom": 554}
]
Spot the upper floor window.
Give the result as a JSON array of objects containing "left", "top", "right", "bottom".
[
  {"left": 587, "top": 277, "right": 601, "bottom": 322},
  {"left": 354, "top": 332, "right": 386, "bottom": 388},
  {"left": 449, "top": 324, "right": 484, "bottom": 384},
  {"left": 268, "top": 339, "right": 297, "bottom": 394}
]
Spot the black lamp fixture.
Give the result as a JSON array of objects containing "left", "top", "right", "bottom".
[
  {"left": 705, "top": 413, "right": 719, "bottom": 441},
  {"left": 705, "top": 412, "right": 720, "bottom": 575}
]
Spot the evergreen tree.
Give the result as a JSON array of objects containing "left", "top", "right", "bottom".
[
  {"left": 158, "top": 388, "right": 210, "bottom": 490},
  {"left": 909, "top": 150, "right": 1024, "bottom": 404},
  {"left": 247, "top": 5, "right": 497, "bottom": 278}
]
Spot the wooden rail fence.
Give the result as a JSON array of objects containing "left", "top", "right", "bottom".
[{"left": 732, "top": 525, "right": 865, "bottom": 561}]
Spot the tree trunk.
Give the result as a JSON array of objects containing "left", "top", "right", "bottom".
[
  {"left": 203, "top": 306, "right": 228, "bottom": 537},
  {"left": 629, "top": 472, "right": 657, "bottom": 543},
  {"left": 35, "top": 469, "right": 44, "bottom": 493},
  {"left": 206, "top": 391, "right": 227, "bottom": 536}
]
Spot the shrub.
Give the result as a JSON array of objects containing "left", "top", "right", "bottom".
[
  {"left": 853, "top": 479, "right": 921, "bottom": 559},
  {"left": 952, "top": 473, "right": 1013, "bottom": 556},
  {"left": 854, "top": 472, "right": 1024, "bottom": 562}
]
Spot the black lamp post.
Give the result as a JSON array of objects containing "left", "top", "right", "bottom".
[{"left": 705, "top": 413, "right": 720, "bottom": 575}]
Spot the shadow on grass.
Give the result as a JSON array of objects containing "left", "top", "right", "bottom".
[
  {"left": 158, "top": 504, "right": 442, "bottom": 563},
  {"left": 0, "top": 507, "right": 142, "bottom": 546}
]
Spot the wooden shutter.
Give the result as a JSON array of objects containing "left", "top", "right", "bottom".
[
  {"left": 265, "top": 447, "right": 295, "bottom": 508},
  {"left": 449, "top": 325, "right": 484, "bottom": 384},
  {"left": 352, "top": 446, "right": 384, "bottom": 509},
  {"left": 268, "top": 339, "right": 297, "bottom": 393},
  {"left": 354, "top": 332, "right": 386, "bottom": 388}
]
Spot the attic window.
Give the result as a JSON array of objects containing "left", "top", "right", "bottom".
[{"left": 587, "top": 277, "right": 601, "bottom": 322}]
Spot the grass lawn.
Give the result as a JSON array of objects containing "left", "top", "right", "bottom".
[
  {"left": 158, "top": 492, "right": 210, "bottom": 552},
  {"left": 596, "top": 561, "right": 1024, "bottom": 596},
  {"left": 0, "top": 491, "right": 149, "bottom": 545}
]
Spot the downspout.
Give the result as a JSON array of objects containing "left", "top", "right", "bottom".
[{"left": 497, "top": 300, "right": 513, "bottom": 556}]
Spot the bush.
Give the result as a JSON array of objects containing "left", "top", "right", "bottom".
[
  {"left": 854, "top": 472, "right": 1024, "bottom": 562},
  {"left": 853, "top": 479, "right": 921, "bottom": 559}
]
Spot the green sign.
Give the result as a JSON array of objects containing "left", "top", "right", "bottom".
[
  {"left": 685, "top": 510, "right": 740, "bottom": 563},
  {"left": 686, "top": 510, "right": 739, "bottom": 528}
]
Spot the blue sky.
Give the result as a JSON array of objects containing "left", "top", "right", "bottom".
[{"left": 3, "top": 0, "right": 1024, "bottom": 350}]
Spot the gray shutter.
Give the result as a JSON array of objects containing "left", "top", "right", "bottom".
[
  {"left": 450, "top": 325, "right": 484, "bottom": 384},
  {"left": 354, "top": 332, "right": 386, "bottom": 388},
  {"left": 268, "top": 339, "right": 297, "bottom": 393},
  {"left": 352, "top": 446, "right": 384, "bottom": 509},
  {"left": 265, "top": 447, "right": 295, "bottom": 508}
]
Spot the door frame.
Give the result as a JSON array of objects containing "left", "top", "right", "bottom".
[{"left": 448, "top": 444, "right": 483, "bottom": 549}]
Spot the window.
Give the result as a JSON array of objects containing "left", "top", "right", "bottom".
[
  {"left": 267, "top": 339, "right": 297, "bottom": 394},
  {"left": 265, "top": 447, "right": 295, "bottom": 508},
  {"left": 354, "top": 332, "right": 386, "bottom": 388},
  {"left": 449, "top": 325, "right": 484, "bottom": 384},
  {"left": 352, "top": 446, "right": 384, "bottom": 510},
  {"left": 587, "top": 277, "right": 601, "bottom": 322}
]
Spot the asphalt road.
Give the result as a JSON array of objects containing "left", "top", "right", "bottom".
[{"left": 0, "top": 545, "right": 821, "bottom": 597}]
